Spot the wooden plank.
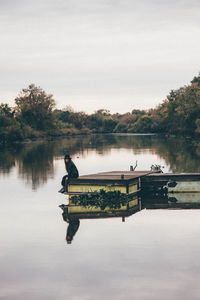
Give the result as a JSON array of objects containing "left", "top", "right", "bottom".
[
  {"left": 69, "top": 170, "right": 155, "bottom": 184},
  {"left": 95, "top": 171, "right": 154, "bottom": 175},
  {"left": 79, "top": 170, "right": 154, "bottom": 178},
  {"left": 77, "top": 175, "right": 136, "bottom": 180}
]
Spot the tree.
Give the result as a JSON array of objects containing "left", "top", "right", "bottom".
[
  {"left": 15, "top": 84, "right": 56, "bottom": 131},
  {"left": 94, "top": 109, "right": 110, "bottom": 116},
  {"left": 131, "top": 109, "right": 146, "bottom": 115},
  {"left": 0, "top": 103, "right": 15, "bottom": 127},
  {"left": 0, "top": 103, "right": 22, "bottom": 142},
  {"left": 191, "top": 73, "right": 200, "bottom": 86},
  {"left": 69, "top": 111, "right": 87, "bottom": 129},
  {"left": 130, "top": 115, "right": 153, "bottom": 133}
]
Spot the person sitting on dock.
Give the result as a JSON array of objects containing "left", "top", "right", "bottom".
[{"left": 59, "top": 154, "right": 79, "bottom": 193}]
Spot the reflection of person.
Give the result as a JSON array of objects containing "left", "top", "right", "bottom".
[
  {"left": 58, "top": 154, "right": 79, "bottom": 193},
  {"left": 62, "top": 212, "right": 80, "bottom": 244},
  {"left": 66, "top": 218, "right": 80, "bottom": 244}
]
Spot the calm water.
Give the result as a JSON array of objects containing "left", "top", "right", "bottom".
[{"left": 1, "top": 134, "right": 200, "bottom": 300}]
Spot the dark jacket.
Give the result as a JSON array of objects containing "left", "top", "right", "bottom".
[{"left": 65, "top": 159, "right": 79, "bottom": 179}]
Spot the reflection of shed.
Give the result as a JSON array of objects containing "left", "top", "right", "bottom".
[
  {"left": 142, "top": 173, "right": 200, "bottom": 193},
  {"left": 142, "top": 193, "right": 200, "bottom": 209},
  {"left": 60, "top": 195, "right": 141, "bottom": 220}
]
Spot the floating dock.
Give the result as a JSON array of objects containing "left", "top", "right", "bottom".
[{"left": 66, "top": 170, "right": 200, "bottom": 199}]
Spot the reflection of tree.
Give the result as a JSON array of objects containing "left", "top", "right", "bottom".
[
  {"left": 0, "top": 145, "right": 16, "bottom": 174},
  {"left": 1, "top": 134, "right": 200, "bottom": 189},
  {"left": 46, "top": 134, "right": 200, "bottom": 173},
  {"left": 0, "top": 142, "right": 55, "bottom": 189},
  {"left": 16, "top": 142, "right": 55, "bottom": 190},
  {"left": 153, "top": 137, "right": 200, "bottom": 172}
]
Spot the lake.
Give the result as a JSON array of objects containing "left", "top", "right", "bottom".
[{"left": 1, "top": 134, "right": 200, "bottom": 300}]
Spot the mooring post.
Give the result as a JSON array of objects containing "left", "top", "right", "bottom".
[{"left": 130, "top": 161, "right": 138, "bottom": 171}]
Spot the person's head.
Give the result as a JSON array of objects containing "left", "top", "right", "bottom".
[
  {"left": 66, "top": 235, "right": 72, "bottom": 244},
  {"left": 64, "top": 154, "right": 71, "bottom": 163}
]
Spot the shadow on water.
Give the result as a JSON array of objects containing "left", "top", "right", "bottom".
[{"left": 1, "top": 134, "right": 200, "bottom": 189}]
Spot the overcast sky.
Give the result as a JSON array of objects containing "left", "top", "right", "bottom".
[{"left": 1, "top": 0, "right": 200, "bottom": 113}]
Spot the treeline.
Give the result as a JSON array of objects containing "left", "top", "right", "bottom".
[{"left": 1, "top": 74, "right": 200, "bottom": 142}]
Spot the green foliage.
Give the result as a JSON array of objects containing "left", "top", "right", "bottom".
[
  {"left": 103, "top": 117, "right": 117, "bottom": 132},
  {"left": 69, "top": 112, "right": 87, "bottom": 129},
  {"left": 0, "top": 103, "right": 14, "bottom": 126},
  {"left": 131, "top": 109, "right": 146, "bottom": 115},
  {"left": 0, "top": 103, "right": 23, "bottom": 142},
  {"left": 55, "top": 109, "right": 71, "bottom": 123},
  {"left": 87, "top": 111, "right": 117, "bottom": 133},
  {"left": 71, "top": 189, "right": 128, "bottom": 210},
  {"left": 129, "top": 115, "right": 154, "bottom": 133},
  {"left": 195, "top": 119, "right": 200, "bottom": 134},
  {"left": 191, "top": 73, "right": 200, "bottom": 86},
  {"left": 113, "top": 122, "right": 128, "bottom": 133},
  {"left": 154, "top": 77, "right": 200, "bottom": 134}
]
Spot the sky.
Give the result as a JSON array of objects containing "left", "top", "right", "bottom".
[{"left": 1, "top": 0, "right": 200, "bottom": 113}]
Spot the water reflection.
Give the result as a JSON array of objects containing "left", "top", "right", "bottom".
[
  {"left": 0, "top": 147, "right": 16, "bottom": 174},
  {"left": 62, "top": 212, "right": 80, "bottom": 244},
  {"left": 143, "top": 193, "right": 200, "bottom": 209},
  {"left": 60, "top": 196, "right": 141, "bottom": 243},
  {"left": 17, "top": 143, "right": 55, "bottom": 190},
  {"left": 1, "top": 134, "right": 200, "bottom": 189},
  {"left": 2, "top": 135, "right": 200, "bottom": 300},
  {"left": 60, "top": 192, "right": 200, "bottom": 244}
]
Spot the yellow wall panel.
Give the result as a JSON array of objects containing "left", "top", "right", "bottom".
[
  {"left": 68, "top": 184, "right": 127, "bottom": 194},
  {"left": 128, "top": 184, "right": 138, "bottom": 194}
]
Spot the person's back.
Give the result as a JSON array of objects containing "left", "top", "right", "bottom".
[
  {"left": 66, "top": 159, "right": 79, "bottom": 179},
  {"left": 59, "top": 154, "right": 79, "bottom": 193}
]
